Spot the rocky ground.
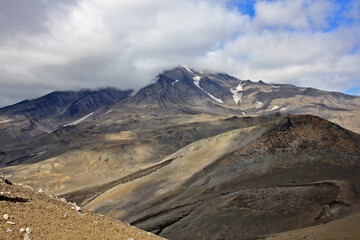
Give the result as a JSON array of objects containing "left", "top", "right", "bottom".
[
  {"left": 0, "top": 177, "right": 163, "bottom": 240},
  {"left": 79, "top": 115, "right": 360, "bottom": 240}
]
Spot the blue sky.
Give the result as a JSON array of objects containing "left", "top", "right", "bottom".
[
  {"left": 229, "top": 0, "right": 358, "bottom": 31},
  {"left": 225, "top": 0, "right": 360, "bottom": 96},
  {"left": 227, "top": 0, "right": 256, "bottom": 16},
  {"left": 344, "top": 78, "right": 360, "bottom": 95},
  {"left": 345, "top": 86, "right": 360, "bottom": 95},
  {"left": 0, "top": 0, "right": 359, "bottom": 106},
  {"left": 229, "top": 0, "right": 354, "bottom": 22}
]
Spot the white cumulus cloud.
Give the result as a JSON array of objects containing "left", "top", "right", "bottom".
[{"left": 0, "top": 0, "right": 359, "bottom": 106}]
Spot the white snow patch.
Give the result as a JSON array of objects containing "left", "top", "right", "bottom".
[
  {"left": 64, "top": 112, "right": 94, "bottom": 127},
  {"left": 236, "top": 82, "right": 245, "bottom": 91},
  {"left": 240, "top": 107, "right": 246, "bottom": 115},
  {"left": 193, "top": 76, "right": 223, "bottom": 104},
  {"left": 270, "top": 105, "right": 281, "bottom": 111},
  {"left": 172, "top": 79, "right": 179, "bottom": 86},
  {"left": 272, "top": 85, "right": 280, "bottom": 88},
  {"left": 0, "top": 119, "right": 13, "bottom": 124},
  {"left": 181, "top": 64, "right": 193, "bottom": 74},
  {"left": 207, "top": 93, "right": 224, "bottom": 104},
  {"left": 193, "top": 76, "right": 201, "bottom": 88},
  {"left": 230, "top": 82, "right": 246, "bottom": 104},
  {"left": 105, "top": 109, "right": 113, "bottom": 115},
  {"left": 280, "top": 107, "right": 287, "bottom": 111},
  {"left": 129, "top": 89, "right": 139, "bottom": 97},
  {"left": 256, "top": 101, "right": 263, "bottom": 107},
  {"left": 230, "top": 89, "right": 242, "bottom": 104}
]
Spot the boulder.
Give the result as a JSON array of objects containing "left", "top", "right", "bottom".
[{"left": 0, "top": 173, "right": 12, "bottom": 185}]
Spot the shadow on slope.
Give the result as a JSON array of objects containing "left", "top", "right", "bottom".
[{"left": 84, "top": 115, "right": 360, "bottom": 240}]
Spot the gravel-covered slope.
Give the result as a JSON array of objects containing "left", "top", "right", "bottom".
[
  {"left": 83, "top": 115, "right": 360, "bottom": 240},
  {"left": 0, "top": 178, "right": 163, "bottom": 240}
]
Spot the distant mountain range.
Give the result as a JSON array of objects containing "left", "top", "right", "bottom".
[
  {"left": 1, "top": 66, "right": 360, "bottom": 240},
  {"left": 1, "top": 66, "right": 360, "bottom": 147}
]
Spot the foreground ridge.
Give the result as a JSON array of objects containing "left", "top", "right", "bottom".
[{"left": 0, "top": 176, "right": 164, "bottom": 240}]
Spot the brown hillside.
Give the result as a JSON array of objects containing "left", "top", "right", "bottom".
[
  {"left": 0, "top": 180, "right": 163, "bottom": 240},
  {"left": 80, "top": 115, "right": 360, "bottom": 240}
]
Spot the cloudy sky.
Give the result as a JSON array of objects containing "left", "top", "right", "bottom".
[{"left": 1, "top": 0, "right": 360, "bottom": 107}]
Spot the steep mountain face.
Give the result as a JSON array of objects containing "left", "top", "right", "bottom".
[
  {"left": 0, "top": 119, "right": 51, "bottom": 147},
  {"left": 0, "top": 66, "right": 360, "bottom": 239},
  {"left": 125, "top": 67, "right": 239, "bottom": 111},
  {"left": 123, "top": 66, "right": 360, "bottom": 133},
  {"left": 1, "top": 66, "right": 360, "bottom": 142},
  {"left": 0, "top": 88, "right": 132, "bottom": 146}
]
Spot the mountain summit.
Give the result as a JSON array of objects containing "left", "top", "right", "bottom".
[
  {"left": 2, "top": 66, "right": 359, "bottom": 144},
  {"left": 1, "top": 67, "right": 360, "bottom": 239}
]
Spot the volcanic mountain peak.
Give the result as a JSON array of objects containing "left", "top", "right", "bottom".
[
  {"left": 1, "top": 66, "right": 360, "bottom": 144},
  {"left": 0, "top": 64, "right": 360, "bottom": 239},
  {"left": 121, "top": 66, "right": 360, "bottom": 133}
]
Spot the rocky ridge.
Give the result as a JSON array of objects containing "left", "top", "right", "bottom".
[
  {"left": 0, "top": 88, "right": 132, "bottom": 146},
  {"left": 1, "top": 66, "right": 360, "bottom": 148},
  {"left": 0, "top": 173, "right": 164, "bottom": 240}
]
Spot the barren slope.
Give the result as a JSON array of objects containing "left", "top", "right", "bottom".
[
  {"left": 0, "top": 180, "right": 163, "bottom": 240},
  {"left": 82, "top": 115, "right": 360, "bottom": 240},
  {"left": 0, "top": 113, "right": 286, "bottom": 197},
  {"left": 264, "top": 210, "right": 360, "bottom": 240}
]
